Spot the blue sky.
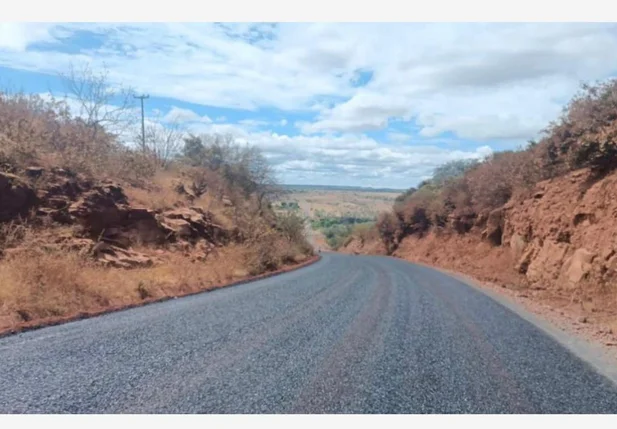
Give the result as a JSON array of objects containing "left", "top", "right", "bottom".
[{"left": 1, "top": 23, "right": 617, "bottom": 188}]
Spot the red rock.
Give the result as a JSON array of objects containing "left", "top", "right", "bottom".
[{"left": 0, "top": 172, "right": 38, "bottom": 222}]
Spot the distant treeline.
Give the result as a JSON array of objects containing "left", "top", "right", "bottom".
[
  {"left": 278, "top": 201, "right": 300, "bottom": 210},
  {"left": 311, "top": 215, "right": 374, "bottom": 229}
]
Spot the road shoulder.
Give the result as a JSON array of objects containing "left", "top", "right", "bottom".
[
  {"left": 392, "top": 257, "right": 617, "bottom": 386},
  {"left": 0, "top": 254, "right": 323, "bottom": 339}
]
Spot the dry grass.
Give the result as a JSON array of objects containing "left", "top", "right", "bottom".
[
  {"left": 123, "top": 171, "right": 186, "bottom": 211},
  {"left": 0, "top": 221, "right": 29, "bottom": 249},
  {"left": 122, "top": 169, "right": 236, "bottom": 230},
  {"left": 0, "top": 243, "right": 258, "bottom": 332}
]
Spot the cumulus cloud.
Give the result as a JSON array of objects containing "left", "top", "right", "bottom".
[
  {"left": 5, "top": 23, "right": 616, "bottom": 123},
  {"left": 163, "top": 106, "right": 211, "bottom": 124},
  {"left": 183, "top": 117, "right": 493, "bottom": 187},
  {"left": 2, "top": 23, "right": 617, "bottom": 186},
  {"left": 0, "top": 23, "right": 56, "bottom": 52},
  {"left": 295, "top": 23, "right": 617, "bottom": 139},
  {"left": 302, "top": 91, "right": 411, "bottom": 134}
]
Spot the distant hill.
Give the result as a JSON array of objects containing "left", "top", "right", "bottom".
[{"left": 282, "top": 184, "right": 404, "bottom": 193}]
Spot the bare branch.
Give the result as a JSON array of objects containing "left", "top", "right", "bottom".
[
  {"left": 141, "top": 112, "right": 186, "bottom": 168},
  {"left": 58, "top": 61, "right": 137, "bottom": 141}
]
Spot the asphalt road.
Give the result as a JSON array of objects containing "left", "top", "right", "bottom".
[{"left": 2, "top": 252, "right": 617, "bottom": 414}]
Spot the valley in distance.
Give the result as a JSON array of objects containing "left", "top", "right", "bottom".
[{"left": 275, "top": 184, "right": 403, "bottom": 251}]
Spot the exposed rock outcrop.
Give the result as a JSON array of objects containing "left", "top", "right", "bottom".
[
  {"left": 501, "top": 168, "right": 617, "bottom": 291},
  {"left": 482, "top": 208, "right": 504, "bottom": 246},
  {"left": 92, "top": 241, "right": 155, "bottom": 269},
  {"left": 157, "top": 207, "right": 228, "bottom": 245},
  {"left": 0, "top": 168, "right": 232, "bottom": 269},
  {"left": 380, "top": 167, "right": 617, "bottom": 298},
  {"left": 0, "top": 172, "right": 38, "bottom": 222}
]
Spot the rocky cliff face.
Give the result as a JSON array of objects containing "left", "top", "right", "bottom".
[
  {"left": 501, "top": 169, "right": 617, "bottom": 293},
  {"left": 0, "top": 167, "right": 230, "bottom": 269}
]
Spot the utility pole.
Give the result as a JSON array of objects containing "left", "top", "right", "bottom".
[{"left": 134, "top": 94, "right": 149, "bottom": 152}]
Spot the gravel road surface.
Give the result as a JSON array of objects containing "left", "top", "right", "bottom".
[{"left": 2, "top": 252, "right": 617, "bottom": 413}]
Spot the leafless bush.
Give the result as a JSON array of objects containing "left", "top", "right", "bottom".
[
  {"left": 0, "top": 90, "right": 155, "bottom": 184},
  {"left": 140, "top": 114, "right": 185, "bottom": 168},
  {"left": 58, "top": 62, "right": 137, "bottom": 141}
]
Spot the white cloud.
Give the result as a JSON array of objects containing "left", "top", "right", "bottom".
[
  {"left": 476, "top": 145, "right": 494, "bottom": 159},
  {"left": 35, "top": 90, "right": 493, "bottom": 187},
  {"left": 184, "top": 120, "right": 492, "bottom": 187},
  {"left": 3, "top": 23, "right": 617, "bottom": 185},
  {"left": 303, "top": 91, "right": 411, "bottom": 134},
  {"left": 163, "top": 106, "right": 211, "bottom": 124},
  {"left": 5, "top": 24, "right": 617, "bottom": 137},
  {"left": 0, "top": 23, "right": 56, "bottom": 52},
  {"left": 6, "top": 23, "right": 615, "bottom": 126}
]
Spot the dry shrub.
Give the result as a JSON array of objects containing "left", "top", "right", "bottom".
[
  {"left": 273, "top": 210, "right": 313, "bottom": 256},
  {"left": 181, "top": 166, "right": 224, "bottom": 199},
  {"left": 543, "top": 80, "right": 617, "bottom": 175},
  {"left": 0, "top": 92, "right": 156, "bottom": 185},
  {"left": 243, "top": 231, "right": 284, "bottom": 275},
  {"left": 0, "top": 93, "right": 67, "bottom": 167},
  {"left": 394, "top": 186, "right": 436, "bottom": 232},
  {"left": 235, "top": 205, "right": 313, "bottom": 275},
  {"left": 378, "top": 148, "right": 543, "bottom": 251},
  {"left": 440, "top": 176, "right": 473, "bottom": 216},
  {"left": 241, "top": 212, "right": 312, "bottom": 275},
  {"left": 376, "top": 211, "right": 401, "bottom": 254},
  {"left": 275, "top": 212, "right": 308, "bottom": 246},
  {"left": 104, "top": 148, "right": 158, "bottom": 187},
  {"left": 349, "top": 222, "right": 379, "bottom": 245},
  {"left": 465, "top": 149, "right": 542, "bottom": 212}
]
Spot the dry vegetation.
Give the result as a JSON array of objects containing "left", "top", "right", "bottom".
[
  {"left": 342, "top": 79, "right": 617, "bottom": 344},
  {"left": 0, "top": 69, "right": 313, "bottom": 333}
]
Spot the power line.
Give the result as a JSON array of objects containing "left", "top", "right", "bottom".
[{"left": 134, "top": 94, "right": 149, "bottom": 151}]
